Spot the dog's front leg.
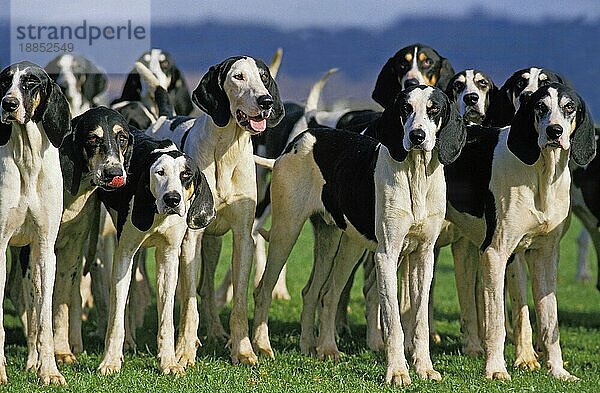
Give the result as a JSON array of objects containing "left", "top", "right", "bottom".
[
  {"left": 0, "top": 240, "right": 9, "bottom": 384},
  {"left": 155, "top": 243, "right": 184, "bottom": 375},
  {"left": 30, "top": 239, "right": 66, "bottom": 385},
  {"left": 405, "top": 243, "right": 441, "bottom": 380},
  {"left": 527, "top": 237, "right": 578, "bottom": 381},
  {"left": 176, "top": 228, "right": 202, "bottom": 368},
  {"left": 363, "top": 252, "right": 384, "bottom": 351},
  {"left": 375, "top": 228, "right": 410, "bottom": 386},
  {"left": 229, "top": 212, "right": 258, "bottom": 365},
  {"left": 507, "top": 253, "right": 539, "bottom": 371},
  {"left": 98, "top": 236, "right": 140, "bottom": 376}
]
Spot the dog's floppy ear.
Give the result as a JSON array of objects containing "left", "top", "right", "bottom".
[
  {"left": 0, "top": 122, "right": 11, "bottom": 146},
  {"left": 187, "top": 166, "right": 216, "bottom": 229},
  {"left": 436, "top": 57, "right": 455, "bottom": 91},
  {"left": 40, "top": 81, "right": 72, "bottom": 148},
  {"left": 372, "top": 57, "right": 400, "bottom": 109},
  {"left": 120, "top": 70, "right": 142, "bottom": 101},
  {"left": 507, "top": 98, "right": 540, "bottom": 165},
  {"left": 60, "top": 114, "right": 85, "bottom": 195},
  {"left": 192, "top": 60, "right": 233, "bottom": 127},
  {"left": 168, "top": 67, "right": 193, "bottom": 115},
  {"left": 486, "top": 84, "right": 516, "bottom": 127},
  {"left": 437, "top": 96, "right": 466, "bottom": 165},
  {"left": 131, "top": 162, "right": 157, "bottom": 232},
  {"left": 570, "top": 96, "right": 596, "bottom": 166},
  {"left": 373, "top": 94, "right": 407, "bottom": 162},
  {"left": 256, "top": 58, "right": 285, "bottom": 127},
  {"left": 82, "top": 66, "right": 107, "bottom": 105},
  {"left": 123, "top": 128, "right": 135, "bottom": 173}
]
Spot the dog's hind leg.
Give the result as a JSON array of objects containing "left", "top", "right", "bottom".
[
  {"left": 299, "top": 215, "right": 342, "bottom": 355},
  {"left": 363, "top": 252, "right": 383, "bottom": 351},
  {"left": 335, "top": 261, "right": 358, "bottom": 338},
  {"left": 316, "top": 234, "right": 365, "bottom": 361},
  {"left": 199, "top": 234, "right": 227, "bottom": 342}
]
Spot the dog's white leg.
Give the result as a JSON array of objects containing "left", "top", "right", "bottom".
[
  {"left": 0, "top": 241, "right": 9, "bottom": 383},
  {"left": 257, "top": 233, "right": 290, "bottom": 300},
  {"left": 299, "top": 216, "right": 341, "bottom": 355},
  {"left": 451, "top": 237, "right": 484, "bottom": 356},
  {"left": 155, "top": 244, "right": 184, "bottom": 375},
  {"left": 176, "top": 229, "right": 202, "bottom": 368},
  {"left": 406, "top": 244, "right": 441, "bottom": 381},
  {"left": 335, "top": 263, "right": 356, "bottom": 337},
  {"left": 507, "top": 253, "right": 539, "bottom": 371},
  {"left": 375, "top": 237, "right": 411, "bottom": 386},
  {"left": 527, "top": 239, "right": 578, "bottom": 381},
  {"left": 363, "top": 252, "right": 383, "bottom": 351},
  {"left": 98, "top": 236, "right": 141, "bottom": 375},
  {"left": 316, "top": 234, "right": 365, "bottom": 361},
  {"left": 53, "top": 243, "right": 84, "bottom": 364},
  {"left": 576, "top": 229, "right": 592, "bottom": 283},
  {"left": 229, "top": 207, "right": 258, "bottom": 366},
  {"left": 480, "top": 245, "right": 511, "bottom": 381},
  {"left": 69, "top": 276, "right": 84, "bottom": 353},
  {"left": 133, "top": 250, "right": 151, "bottom": 330},
  {"left": 427, "top": 250, "right": 441, "bottom": 345},
  {"left": 199, "top": 234, "right": 228, "bottom": 342},
  {"left": 23, "top": 263, "right": 38, "bottom": 372},
  {"left": 30, "top": 239, "right": 66, "bottom": 385}
]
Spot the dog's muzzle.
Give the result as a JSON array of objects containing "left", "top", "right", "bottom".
[
  {"left": 545, "top": 124, "right": 565, "bottom": 148},
  {"left": 1, "top": 96, "right": 19, "bottom": 122},
  {"left": 408, "top": 129, "right": 426, "bottom": 148}
]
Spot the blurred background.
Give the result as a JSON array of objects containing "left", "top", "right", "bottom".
[{"left": 1, "top": 0, "right": 599, "bottom": 115}]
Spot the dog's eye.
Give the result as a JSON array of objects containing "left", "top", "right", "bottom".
[
  {"left": 260, "top": 73, "right": 268, "bottom": 83},
  {"left": 477, "top": 80, "right": 489, "bottom": 88},
  {"left": 87, "top": 135, "right": 99, "bottom": 144},
  {"left": 156, "top": 169, "right": 165, "bottom": 176},
  {"left": 233, "top": 73, "right": 244, "bottom": 81},
  {"left": 453, "top": 81, "right": 465, "bottom": 91},
  {"left": 22, "top": 79, "right": 39, "bottom": 90},
  {"left": 516, "top": 79, "right": 527, "bottom": 89},
  {"left": 563, "top": 102, "right": 575, "bottom": 114},
  {"left": 428, "top": 106, "right": 440, "bottom": 114},
  {"left": 117, "top": 134, "right": 128, "bottom": 146},
  {"left": 422, "top": 58, "right": 433, "bottom": 68},
  {"left": 535, "top": 102, "right": 548, "bottom": 112},
  {"left": 160, "top": 60, "right": 170, "bottom": 68},
  {"left": 180, "top": 170, "right": 192, "bottom": 181}
]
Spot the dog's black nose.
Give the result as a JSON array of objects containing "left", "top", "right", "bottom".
[
  {"left": 404, "top": 78, "right": 419, "bottom": 88},
  {"left": 546, "top": 124, "right": 563, "bottom": 140},
  {"left": 103, "top": 166, "right": 123, "bottom": 180},
  {"left": 163, "top": 192, "right": 181, "bottom": 208},
  {"left": 463, "top": 93, "right": 479, "bottom": 106},
  {"left": 2, "top": 97, "right": 19, "bottom": 112},
  {"left": 257, "top": 95, "right": 273, "bottom": 110},
  {"left": 409, "top": 129, "right": 426, "bottom": 145}
]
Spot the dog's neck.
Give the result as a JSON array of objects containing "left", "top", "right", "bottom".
[
  {"left": 405, "top": 149, "right": 440, "bottom": 221},
  {"left": 535, "top": 147, "right": 570, "bottom": 213},
  {"left": 62, "top": 175, "right": 97, "bottom": 223},
  {"left": 9, "top": 121, "right": 49, "bottom": 173}
]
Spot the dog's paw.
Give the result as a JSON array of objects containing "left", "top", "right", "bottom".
[
  {"left": 160, "top": 361, "right": 185, "bottom": 376},
  {"left": 271, "top": 287, "right": 291, "bottom": 301},
  {"left": 416, "top": 367, "right": 442, "bottom": 381},
  {"left": 485, "top": 369, "right": 511, "bottom": 381},
  {"left": 231, "top": 338, "right": 258, "bottom": 366},
  {"left": 316, "top": 345, "right": 341, "bottom": 362},
  {"left": 206, "top": 323, "right": 229, "bottom": 343},
  {"left": 430, "top": 332, "right": 442, "bottom": 345},
  {"left": 549, "top": 367, "right": 579, "bottom": 382},
  {"left": 253, "top": 329, "right": 275, "bottom": 359},
  {"left": 175, "top": 338, "right": 200, "bottom": 369},
  {"left": 514, "top": 353, "right": 540, "bottom": 371},
  {"left": 56, "top": 352, "right": 77, "bottom": 364},
  {"left": 299, "top": 335, "right": 316, "bottom": 356},
  {"left": 98, "top": 356, "right": 123, "bottom": 376},
  {"left": 38, "top": 363, "right": 66, "bottom": 385},
  {"left": 386, "top": 367, "right": 412, "bottom": 386},
  {"left": 0, "top": 357, "right": 7, "bottom": 384}
]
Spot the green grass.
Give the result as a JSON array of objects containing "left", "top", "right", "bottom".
[{"left": 2, "top": 218, "right": 600, "bottom": 392}]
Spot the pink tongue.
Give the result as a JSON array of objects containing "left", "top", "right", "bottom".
[
  {"left": 108, "top": 176, "right": 125, "bottom": 188},
  {"left": 249, "top": 118, "right": 267, "bottom": 132}
]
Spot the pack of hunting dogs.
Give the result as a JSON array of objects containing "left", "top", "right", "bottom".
[{"left": 0, "top": 42, "right": 598, "bottom": 386}]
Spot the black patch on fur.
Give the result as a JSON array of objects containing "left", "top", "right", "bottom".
[
  {"left": 252, "top": 102, "right": 304, "bottom": 157},
  {"left": 309, "top": 128, "right": 379, "bottom": 241},
  {"left": 335, "top": 110, "right": 382, "bottom": 134},
  {"left": 482, "top": 190, "right": 498, "bottom": 251},
  {"left": 112, "top": 101, "right": 155, "bottom": 129},
  {"left": 570, "top": 94, "right": 596, "bottom": 166},
  {"left": 187, "top": 166, "right": 215, "bottom": 229},
  {"left": 37, "top": 81, "right": 71, "bottom": 147},
  {"left": 573, "top": 136, "right": 600, "bottom": 224},
  {"left": 507, "top": 91, "right": 540, "bottom": 165},
  {"left": 436, "top": 93, "right": 467, "bottom": 165}
]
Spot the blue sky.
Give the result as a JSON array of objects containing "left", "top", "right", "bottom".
[{"left": 150, "top": 0, "right": 600, "bottom": 28}]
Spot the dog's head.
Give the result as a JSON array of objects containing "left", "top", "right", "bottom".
[
  {"left": 131, "top": 141, "right": 215, "bottom": 231},
  {"left": 62, "top": 107, "right": 134, "bottom": 195},
  {"left": 446, "top": 69, "right": 497, "bottom": 125},
  {"left": 0, "top": 61, "right": 71, "bottom": 147},
  {"left": 45, "top": 54, "right": 107, "bottom": 116},
  {"left": 376, "top": 85, "right": 465, "bottom": 165},
  {"left": 372, "top": 43, "right": 455, "bottom": 109},
  {"left": 501, "top": 67, "right": 567, "bottom": 112},
  {"left": 192, "top": 56, "right": 284, "bottom": 133},
  {"left": 508, "top": 83, "right": 595, "bottom": 166}
]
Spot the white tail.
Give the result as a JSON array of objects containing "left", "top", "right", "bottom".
[
  {"left": 254, "top": 155, "right": 275, "bottom": 169},
  {"left": 269, "top": 48, "right": 283, "bottom": 79},
  {"left": 134, "top": 61, "right": 169, "bottom": 91},
  {"left": 304, "top": 68, "right": 338, "bottom": 122}
]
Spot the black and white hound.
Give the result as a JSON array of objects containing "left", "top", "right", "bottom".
[
  {"left": 444, "top": 83, "right": 594, "bottom": 380},
  {"left": 45, "top": 54, "right": 108, "bottom": 117},
  {"left": 372, "top": 43, "right": 455, "bottom": 109},
  {"left": 112, "top": 48, "right": 193, "bottom": 121},
  {"left": 253, "top": 85, "right": 466, "bottom": 386},
  {"left": 445, "top": 69, "right": 499, "bottom": 125},
  {"left": 0, "top": 61, "right": 71, "bottom": 384},
  {"left": 52, "top": 107, "right": 134, "bottom": 363},
  {"left": 146, "top": 56, "right": 284, "bottom": 366},
  {"left": 97, "top": 130, "right": 214, "bottom": 375}
]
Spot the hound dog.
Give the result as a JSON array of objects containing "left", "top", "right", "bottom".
[
  {"left": 112, "top": 48, "right": 193, "bottom": 118},
  {"left": 444, "top": 83, "right": 594, "bottom": 380},
  {"left": 445, "top": 69, "right": 499, "bottom": 125},
  {"left": 253, "top": 85, "right": 466, "bottom": 386},
  {"left": 97, "top": 130, "right": 214, "bottom": 375},
  {"left": 372, "top": 43, "right": 455, "bottom": 109},
  {"left": 146, "top": 55, "right": 284, "bottom": 366},
  {"left": 52, "top": 107, "right": 133, "bottom": 363},
  {"left": 0, "top": 61, "right": 71, "bottom": 384},
  {"left": 45, "top": 54, "right": 108, "bottom": 117}
]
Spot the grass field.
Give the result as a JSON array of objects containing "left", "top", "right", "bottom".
[{"left": 1, "top": 218, "right": 599, "bottom": 392}]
